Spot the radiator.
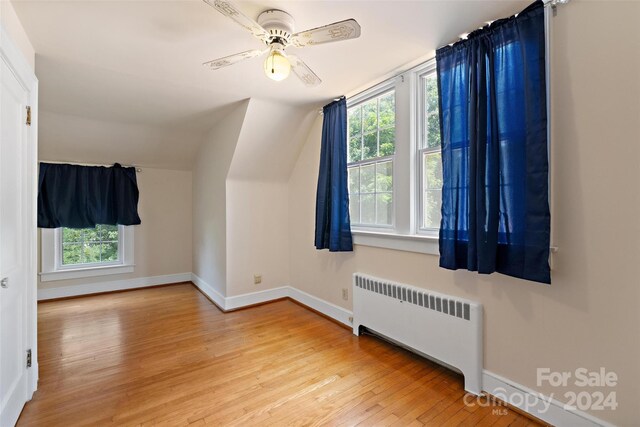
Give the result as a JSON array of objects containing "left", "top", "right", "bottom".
[{"left": 352, "top": 273, "right": 483, "bottom": 395}]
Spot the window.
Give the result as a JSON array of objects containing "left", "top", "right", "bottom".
[
  {"left": 41, "top": 225, "right": 134, "bottom": 281},
  {"left": 60, "top": 225, "right": 120, "bottom": 267},
  {"left": 419, "top": 72, "right": 443, "bottom": 231},
  {"left": 347, "top": 89, "right": 395, "bottom": 227},
  {"left": 346, "top": 60, "right": 442, "bottom": 255}
]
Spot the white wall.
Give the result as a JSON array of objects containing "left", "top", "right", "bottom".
[
  {"left": 38, "top": 111, "right": 206, "bottom": 171},
  {"left": 226, "top": 179, "right": 290, "bottom": 296},
  {"left": 223, "top": 99, "right": 315, "bottom": 296},
  {"left": 38, "top": 167, "right": 193, "bottom": 294},
  {"left": 194, "top": 98, "right": 316, "bottom": 298},
  {"left": 192, "top": 100, "right": 249, "bottom": 296},
  {"left": 287, "top": 3, "right": 640, "bottom": 425},
  {"left": 0, "top": 0, "right": 35, "bottom": 69}
]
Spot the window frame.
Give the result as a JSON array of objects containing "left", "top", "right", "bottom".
[
  {"left": 347, "top": 80, "right": 398, "bottom": 231},
  {"left": 415, "top": 61, "right": 442, "bottom": 236},
  {"left": 346, "top": 58, "right": 441, "bottom": 255},
  {"left": 40, "top": 225, "right": 135, "bottom": 282}
]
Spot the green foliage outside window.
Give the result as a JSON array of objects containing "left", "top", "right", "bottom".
[
  {"left": 347, "top": 90, "right": 396, "bottom": 226},
  {"left": 423, "top": 74, "right": 443, "bottom": 229},
  {"left": 62, "top": 224, "right": 119, "bottom": 265},
  {"left": 347, "top": 91, "right": 396, "bottom": 163}
]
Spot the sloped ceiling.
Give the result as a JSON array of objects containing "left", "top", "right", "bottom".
[
  {"left": 12, "top": 0, "right": 527, "bottom": 170},
  {"left": 228, "top": 98, "right": 318, "bottom": 181}
]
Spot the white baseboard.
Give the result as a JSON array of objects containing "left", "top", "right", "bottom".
[
  {"left": 190, "top": 274, "right": 352, "bottom": 327},
  {"left": 37, "top": 272, "right": 192, "bottom": 301},
  {"left": 190, "top": 273, "right": 226, "bottom": 309},
  {"left": 287, "top": 287, "right": 353, "bottom": 327},
  {"left": 225, "top": 286, "right": 289, "bottom": 310},
  {"left": 482, "top": 371, "right": 614, "bottom": 427}
]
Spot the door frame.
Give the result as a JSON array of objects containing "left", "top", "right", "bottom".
[{"left": 0, "top": 23, "right": 39, "bottom": 400}]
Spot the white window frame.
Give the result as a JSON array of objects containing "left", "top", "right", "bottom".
[
  {"left": 40, "top": 225, "right": 135, "bottom": 282},
  {"left": 347, "top": 58, "right": 441, "bottom": 256},
  {"left": 347, "top": 80, "right": 397, "bottom": 231},
  {"left": 415, "top": 60, "right": 441, "bottom": 237}
]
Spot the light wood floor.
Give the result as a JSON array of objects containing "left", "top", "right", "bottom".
[{"left": 18, "top": 283, "right": 542, "bottom": 426}]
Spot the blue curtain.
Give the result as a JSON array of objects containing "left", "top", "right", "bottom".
[
  {"left": 436, "top": 0, "right": 550, "bottom": 284},
  {"left": 315, "top": 98, "right": 353, "bottom": 251},
  {"left": 38, "top": 163, "right": 142, "bottom": 228}
]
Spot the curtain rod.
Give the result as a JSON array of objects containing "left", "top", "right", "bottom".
[
  {"left": 317, "top": 96, "right": 346, "bottom": 115},
  {"left": 436, "top": 0, "right": 570, "bottom": 52},
  {"left": 40, "top": 160, "right": 142, "bottom": 172},
  {"left": 318, "top": 0, "right": 572, "bottom": 115}
]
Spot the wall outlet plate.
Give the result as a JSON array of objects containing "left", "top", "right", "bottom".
[
  {"left": 342, "top": 288, "right": 348, "bottom": 301},
  {"left": 254, "top": 274, "right": 262, "bottom": 285}
]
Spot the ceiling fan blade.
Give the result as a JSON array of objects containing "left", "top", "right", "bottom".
[
  {"left": 291, "top": 19, "right": 361, "bottom": 48},
  {"left": 288, "top": 55, "right": 321, "bottom": 87},
  {"left": 203, "top": 0, "right": 271, "bottom": 42},
  {"left": 203, "top": 49, "right": 267, "bottom": 70}
]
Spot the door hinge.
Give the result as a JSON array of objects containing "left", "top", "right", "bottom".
[
  {"left": 26, "top": 106, "right": 32, "bottom": 126},
  {"left": 26, "top": 349, "right": 32, "bottom": 368}
]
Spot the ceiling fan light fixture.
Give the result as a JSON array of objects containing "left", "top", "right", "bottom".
[{"left": 264, "top": 45, "right": 290, "bottom": 82}]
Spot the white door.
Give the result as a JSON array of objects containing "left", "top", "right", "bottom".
[{"left": 0, "top": 57, "right": 30, "bottom": 427}]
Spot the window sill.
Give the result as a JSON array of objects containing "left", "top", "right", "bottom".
[
  {"left": 351, "top": 230, "right": 439, "bottom": 256},
  {"left": 40, "top": 264, "right": 134, "bottom": 282}
]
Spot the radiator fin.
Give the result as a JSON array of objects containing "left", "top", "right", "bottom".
[{"left": 355, "top": 275, "right": 471, "bottom": 321}]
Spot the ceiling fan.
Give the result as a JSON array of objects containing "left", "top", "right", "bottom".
[{"left": 202, "top": 0, "right": 361, "bottom": 86}]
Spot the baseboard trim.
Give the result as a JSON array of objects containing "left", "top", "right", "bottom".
[
  {"left": 226, "top": 286, "right": 290, "bottom": 311},
  {"left": 190, "top": 274, "right": 352, "bottom": 327},
  {"left": 287, "top": 287, "right": 352, "bottom": 327},
  {"left": 37, "top": 273, "right": 192, "bottom": 301},
  {"left": 482, "top": 370, "right": 614, "bottom": 427},
  {"left": 190, "top": 273, "right": 226, "bottom": 310}
]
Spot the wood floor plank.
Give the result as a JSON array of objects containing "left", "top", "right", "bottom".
[{"left": 18, "top": 284, "right": 541, "bottom": 426}]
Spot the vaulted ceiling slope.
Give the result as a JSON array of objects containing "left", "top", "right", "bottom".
[{"left": 13, "top": 0, "right": 527, "bottom": 170}]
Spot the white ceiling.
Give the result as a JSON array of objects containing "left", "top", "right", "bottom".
[{"left": 13, "top": 0, "right": 527, "bottom": 169}]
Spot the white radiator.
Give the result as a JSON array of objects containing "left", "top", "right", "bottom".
[{"left": 352, "top": 273, "right": 483, "bottom": 395}]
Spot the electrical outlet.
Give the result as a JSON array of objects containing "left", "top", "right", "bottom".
[
  {"left": 342, "top": 288, "right": 348, "bottom": 301},
  {"left": 254, "top": 274, "right": 262, "bottom": 285}
]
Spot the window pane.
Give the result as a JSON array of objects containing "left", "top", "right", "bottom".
[
  {"left": 348, "top": 136, "right": 362, "bottom": 163},
  {"left": 424, "top": 189, "right": 442, "bottom": 229},
  {"left": 362, "top": 100, "right": 377, "bottom": 134},
  {"left": 62, "top": 228, "right": 82, "bottom": 243},
  {"left": 349, "top": 194, "right": 360, "bottom": 224},
  {"left": 360, "top": 164, "right": 375, "bottom": 194},
  {"left": 379, "top": 127, "right": 395, "bottom": 157},
  {"left": 378, "top": 92, "right": 395, "bottom": 129},
  {"left": 83, "top": 243, "right": 101, "bottom": 263},
  {"left": 362, "top": 132, "right": 377, "bottom": 160},
  {"left": 425, "top": 75, "right": 439, "bottom": 114},
  {"left": 348, "top": 107, "right": 361, "bottom": 138},
  {"left": 424, "top": 152, "right": 443, "bottom": 190},
  {"left": 62, "top": 243, "right": 82, "bottom": 264},
  {"left": 423, "top": 150, "right": 443, "bottom": 229},
  {"left": 348, "top": 167, "right": 360, "bottom": 194},
  {"left": 426, "top": 113, "right": 441, "bottom": 149},
  {"left": 376, "top": 193, "right": 393, "bottom": 225},
  {"left": 424, "top": 74, "right": 441, "bottom": 149},
  {"left": 101, "top": 242, "right": 119, "bottom": 262},
  {"left": 360, "top": 194, "right": 375, "bottom": 224},
  {"left": 83, "top": 227, "right": 99, "bottom": 242},
  {"left": 61, "top": 224, "right": 119, "bottom": 266},
  {"left": 376, "top": 161, "right": 393, "bottom": 192},
  {"left": 98, "top": 224, "right": 118, "bottom": 240}
]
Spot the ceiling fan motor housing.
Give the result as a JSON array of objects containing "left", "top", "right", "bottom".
[{"left": 257, "top": 9, "right": 295, "bottom": 45}]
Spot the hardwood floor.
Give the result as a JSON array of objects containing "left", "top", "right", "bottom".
[{"left": 18, "top": 284, "right": 542, "bottom": 426}]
